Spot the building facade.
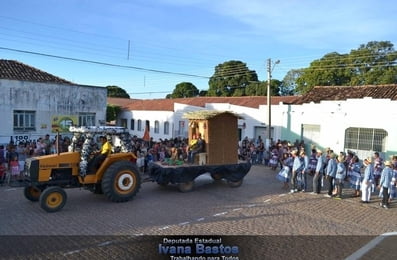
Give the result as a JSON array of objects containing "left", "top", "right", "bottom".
[
  {"left": 0, "top": 60, "right": 107, "bottom": 144},
  {"left": 109, "top": 85, "right": 397, "bottom": 159}
]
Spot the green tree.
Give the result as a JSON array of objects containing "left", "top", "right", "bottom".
[
  {"left": 296, "top": 52, "right": 351, "bottom": 93},
  {"left": 296, "top": 41, "right": 397, "bottom": 93},
  {"left": 106, "top": 104, "right": 121, "bottom": 122},
  {"left": 280, "top": 69, "right": 303, "bottom": 96},
  {"left": 349, "top": 41, "right": 397, "bottom": 85},
  {"left": 245, "top": 80, "right": 281, "bottom": 96},
  {"left": 198, "top": 90, "right": 208, "bottom": 96},
  {"left": 106, "top": 85, "right": 130, "bottom": 98},
  {"left": 168, "top": 82, "right": 199, "bottom": 98},
  {"left": 208, "top": 60, "right": 258, "bottom": 96}
]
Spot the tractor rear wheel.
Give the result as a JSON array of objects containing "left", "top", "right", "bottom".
[
  {"left": 24, "top": 186, "right": 42, "bottom": 202},
  {"left": 101, "top": 160, "right": 141, "bottom": 202},
  {"left": 39, "top": 186, "right": 67, "bottom": 212}
]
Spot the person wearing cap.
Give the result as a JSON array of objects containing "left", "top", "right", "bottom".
[
  {"left": 325, "top": 153, "right": 337, "bottom": 197},
  {"left": 378, "top": 160, "right": 393, "bottom": 209},
  {"left": 361, "top": 157, "right": 374, "bottom": 203}
]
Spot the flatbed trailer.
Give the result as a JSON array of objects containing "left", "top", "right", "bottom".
[{"left": 148, "top": 162, "right": 251, "bottom": 192}]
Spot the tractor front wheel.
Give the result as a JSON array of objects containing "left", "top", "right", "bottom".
[
  {"left": 39, "top": 186, "right": 67, "bottom": 212},
  {"left": 101, "top": 161, "right": 141, "bottom": 202}
]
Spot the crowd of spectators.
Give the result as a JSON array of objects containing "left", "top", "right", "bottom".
[{"left": 2, "top": 133, "right": 396, "bottom": 209}]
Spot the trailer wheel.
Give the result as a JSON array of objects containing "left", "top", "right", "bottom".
[
  {"left": 39, "top": 186, "right": 67, "bottom": 213},
  {"left": 227, "top": 179, "right": 243, "bottom": 188},
  {"left": 178, "top": 181, "right": 194, "bottom": 192},
  {"left": 210, "top": 173, "right": 223, "bottom": 180},
  {"left": 157, "top": 182, "right": 169, "bottom": 187},
  {"left": 24, "top": 186, "right": 42, "bottom": 202},
  {"left": 101, "top": 161, "right": 141, "bottom": 202}
]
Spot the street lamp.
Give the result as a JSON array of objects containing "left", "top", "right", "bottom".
[{"left": 267, "top": 58, "right": 280, "bottom": 143}]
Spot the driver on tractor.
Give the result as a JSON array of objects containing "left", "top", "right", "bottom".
[{"left": 90, "top": 136, "right": 112, "bottom": 173}]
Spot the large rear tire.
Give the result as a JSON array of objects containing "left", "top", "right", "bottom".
[
  {"left": 39, "top": 186, "right": 67, "bottom": 213},
  {"left": 101, "top": 160, "right": 141, "bottom": 202},
  {"left": 24, "top": 186, "right": 42, "bottom": 202}
]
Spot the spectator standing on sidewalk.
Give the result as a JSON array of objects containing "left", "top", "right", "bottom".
[
  {"left": 300, "top": 151, "right": 309, "bottom": 192},
  {"left": 325, "top": 153, "right": 337, "bottom": 197},
  {"left": 378, "top": 160, "right": 393, "bottom": 209},
  {"left": 373, "top": 152, "right": 384, "bottom": 190},
  {"left": 290, "top": 150, "right": 303, "bottom": 193},
  {"left": 307, "top": 149, "right": 318, "bottom": 176},
  {"left": 361, "top": 157, "right": 374, "bottom": 203},
  {"left": 389, "top": 155, "right": 397, "bottom": 204},
  {"left": 334, "top": 155, "right": 346, "bottom": 199},
  {"left": 312, "top": 150, "right": 324, "bottom": 194},
  {"left": 348, "top": 155, "right": 362, "bottom": 197}
]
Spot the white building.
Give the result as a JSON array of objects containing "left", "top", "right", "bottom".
[
  {"left": 0, "top": 60, "right": 107, "bottom": 144},
  {"left": 108, "top": 96, "right": 298, "bottom": 143},
  {"left": 109, "top": 84, "right": 397, "bottom": 159},
  {"left": 284, "top": 85, "right": 397, "bottom": 160}
]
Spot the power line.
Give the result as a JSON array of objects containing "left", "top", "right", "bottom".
[{"left": 0, "top": 46, "right": 210, "bottom": 79}]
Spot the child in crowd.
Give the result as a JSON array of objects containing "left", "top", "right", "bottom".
[{"left": 9, "top": 156, "right": 20, "bottom": 182}]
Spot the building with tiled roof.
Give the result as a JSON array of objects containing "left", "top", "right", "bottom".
[
  {"left": 0, "top": 59, "right": 106, "bottom": 144},
  {"left": 293, "top": 84, "right": 397, "bottom": 104},
  {"left": 0, "top": 59, "right": 73, "bottom": 84},
  {"left": 111, "top": 84, "right": 397, "bottom": 160},
  {"left": 108, "top": 96, "right": 299, "bottom": 111}
]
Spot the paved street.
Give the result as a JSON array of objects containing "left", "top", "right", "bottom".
[{"left": 1, "top": 164, "right": 396, "bottom": 259}]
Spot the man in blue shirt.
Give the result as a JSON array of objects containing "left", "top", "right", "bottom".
[
  {"left": 378, "top": 160, "right": 393, "bottom": 209},
  {"left": 325, "top": 153, "right": 337, "bottom": 197},
  {"left": 312, "top": 150, "right": 324, "bottom": 194},
  {"left": 290, "top": 150, "right": 302, "bottom": 193}
]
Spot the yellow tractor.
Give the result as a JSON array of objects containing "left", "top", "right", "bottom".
[{"left": 23, "top": 126, "right": 141, "bottom": 212}]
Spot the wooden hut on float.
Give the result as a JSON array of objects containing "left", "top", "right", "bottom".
[{"left": 183, "top": 110, "right": 242, "bottom": 165}]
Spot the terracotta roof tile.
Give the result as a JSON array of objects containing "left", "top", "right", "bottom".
[
  {"left": 107, "top": 96, "right": 299, "bottom": 111},
  {"left": 0, "top": 59, "right": 73, "bottom": 84},
  {"left": 107, "top": 97, "right": 140, "bottom": 109},
  {"left": 293, "top": 84, "right": 397, "bottom": 104}
]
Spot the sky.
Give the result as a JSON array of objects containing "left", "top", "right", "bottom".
[{"left": 1, "top": 0, "right": 396, "bottom": 99}]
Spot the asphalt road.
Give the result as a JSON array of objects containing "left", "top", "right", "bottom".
[{"left": 1, "top": 164, "right": 396, "bottom": 259}]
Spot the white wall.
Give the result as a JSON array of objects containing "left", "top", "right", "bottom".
[
  {"left": 283, "top": 98, "right": 397, "bottom": 158},
  {"left": 117, "top": 97, "right": 397, "bottom": 158},
  {"left": 0, "top": 79, "right": 106, "bottom": 144}
]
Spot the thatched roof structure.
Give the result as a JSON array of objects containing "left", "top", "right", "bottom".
[{"left": 183, "top": 110, "right": 243, "bottom": 120}]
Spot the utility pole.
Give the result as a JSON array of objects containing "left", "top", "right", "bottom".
[
  {"left": 267, "top": 59, "right": 272, "bottom": 142},
  {"left": 266, "top": 58, "right": 279, "bottom": 142}
]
